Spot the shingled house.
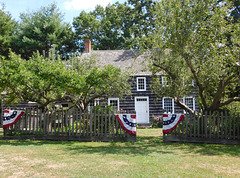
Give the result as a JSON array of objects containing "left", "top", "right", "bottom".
[
  {"left": 82, "top": 40, "right": 197, "bottom": 125},
  {"left": 0, "top": 40, "right": 197, "bottom": 126}
]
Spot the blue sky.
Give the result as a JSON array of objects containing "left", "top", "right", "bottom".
[{"left": 1, "top": 0, "right": 126, "bottom": 24}]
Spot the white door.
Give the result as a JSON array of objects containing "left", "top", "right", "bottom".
[{"left": 135, "top": 97, "right": 149, "bottom": 124}]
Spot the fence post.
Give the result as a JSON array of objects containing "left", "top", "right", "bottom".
[
  {"left": 225, "top": 110, "right": 228, "bottom": 139},
  {"left": 221, "top": 111, "right": 224, "bottom": 139},
  {"left": 233, "top": 112, "right": 236, "bottom": 140},
  {"left": 237, "top": 112, "right": 240, "bottom": 140}
]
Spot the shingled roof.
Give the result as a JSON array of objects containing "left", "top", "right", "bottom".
[{"left": 81, "top": 49, "right": 151, "bottom": 76}]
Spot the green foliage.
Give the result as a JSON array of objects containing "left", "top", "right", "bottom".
[
  {"left": 0, "top": 52, "right": 131, "bottom": 111},
  {"left": 66, "top": 55, "right": 131, "bottom": 111},
  {"left": 151, "top": 115, "right": 162, "bottom": 128},
  {"left": 149, "top": 0, "right": 240, "bottom": 113},
  {"left": 0, "top": 51, "right": 72, "bottom": 108},
  {"left": 73, "top": 0, "right": 155, "bottom": 51},
  {"left": 0, "top": 6, "right": 17, "bottom": 59},
  {"left": 11, "top": 3, "right": 76, "bottom": 59}
]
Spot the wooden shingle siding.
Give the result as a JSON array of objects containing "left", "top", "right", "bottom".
[{"left": 111, "top": 76, "right": 199, "bottom": 124}]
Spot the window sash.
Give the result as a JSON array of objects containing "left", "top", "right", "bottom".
[
  {"left": 108, "top": 98, "right": 119, "bottom": 112},
  {"left": 137, "top": 77, "right": 146, "bottom": 91},
  {"left": 163, "top": 97, "right": 174, "bottom": 113},
  {"left": 183, "top": 97, "right": 195, "bottom": 111}
]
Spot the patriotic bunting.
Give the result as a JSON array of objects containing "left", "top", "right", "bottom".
[
  {"left": 163, "top": 114, "right": 184, "bottom": 134},
  {"left": 3, "top": 110, "right": 25, "bottom": 129},
  {"left": 116, "top": 114, "right": 136, "bottom": 135}
]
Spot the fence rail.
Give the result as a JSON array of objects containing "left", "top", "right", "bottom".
[
  {"left": 164, "top": 111, "right": 240, "bottom": 145},
  {"left": 3, "top": 107, "right": 136, "bottom": 142}
]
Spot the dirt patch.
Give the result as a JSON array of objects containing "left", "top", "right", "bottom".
[{"left": 198, "top": 162, "right": 240, "bottom": 176}]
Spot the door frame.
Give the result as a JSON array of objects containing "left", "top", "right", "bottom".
[{"left": 134, "top": 96, "right": 149, "bottom": 124}]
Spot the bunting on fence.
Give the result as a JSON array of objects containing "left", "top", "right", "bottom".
[
  {"left": 3, "top": 110, "right": 25, "bottom": 129},
  {"left": 163, "top": 114, "right": 184, "bottom": 134},
  {"left": 116, "top": 114, "right": 136, "bottom": 135}
]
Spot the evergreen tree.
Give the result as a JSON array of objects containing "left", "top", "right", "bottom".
[
  {"left": 0, "top": 5, "right": 17, "bottom": 58},
  {"left": 12, "top": 3, "right": 76, "bottom": 59}
]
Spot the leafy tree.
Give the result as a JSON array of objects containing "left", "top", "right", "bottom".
[
  {"left": 0, "top": 52, "right": 73, "bottom": 109},
  {"left": 65, "top": 54, "right": 131, "bottom": 111},
  {"left": 229, "top": 0, "right": 240, "bottom": 22},
  {"left": 0, "top": 6, "right": 17, "bottom": 58},
  {"left": 11, "top": 3, "right": 76, "bottom": 59},
  {"left": 127, "top": 0, "right": 156, "bottom": 48},
  {"left": 149, "top": 0, "right": 240, "bottom": 113},
  {"left": 73, "top": 1, "right": 155, "bottom": 51},
  {"left": 0, "top": 52, "right": 131, "bottom": 111}
]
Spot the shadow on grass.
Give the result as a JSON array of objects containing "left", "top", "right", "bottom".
[
  {"left": 1, "top": 126, "right": 240, "bottom": 157},
  {"left": 63, "top": 136, "right": 240, "bottom": 157}
]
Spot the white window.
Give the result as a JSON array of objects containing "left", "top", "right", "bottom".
[
  {"left": 137, "top": 77, "right": 146, "bottom": 91},
  {"left": 163, "top": 97, "right": 174, "bottom": 113},
  {"left": 108, "top": 98, "right": 119, "bottom": 112},
  {"left": 88, "top": 99, "right": 100, "bottom": 112},
  {"left": 161, "top": 76, "right": 169, "bottom": 87},
  {"left": 183, "top": 97, "right": 195, "bottom": 111}
]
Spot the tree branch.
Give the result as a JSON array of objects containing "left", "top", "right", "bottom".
[
  {"left": 174, "top": 97, "right": 195, "bottom": 115},
  {"left": 218, "top": 97, "right": 240, "bottom": 108},
  {"left": 181, "top": 53, "right": 208, "bottom": 110},
  {"left": 152, "top": 62, "right": 176, "bottom": 80},
  {"left": 25, "top": 82, "right": 49, "bottom": 102}
]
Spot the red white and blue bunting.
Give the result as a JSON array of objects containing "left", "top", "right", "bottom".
[
  {"left": 163, "top": 114, "right": 184, "bottom": 134},
  {"left": 116, "top": 114, "right": 136, "bottom": 135},
  {"left": 3, "top": 110, "right": 25, "bottom": 129}
]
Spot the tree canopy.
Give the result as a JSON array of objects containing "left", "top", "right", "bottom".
[
  {"left": 11, "top": 3, "right": 76, "bottom": 59},
  {"left": 73, "top": 0, "right": 155, "bottom": 51},
  {"left": 0, "top": 52, "right": 131, "bottom": 111},
  {"left": 0, "top": 6, "right": 17, "bottom": 59},
  {"left": 149, "top": 0, "right": 240, "bottom": 113}
]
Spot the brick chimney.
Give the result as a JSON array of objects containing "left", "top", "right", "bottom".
[{"left": 84, "top": 39, "right": 91, "bottom": 53}]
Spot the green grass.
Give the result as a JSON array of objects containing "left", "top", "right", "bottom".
[{"left": 0, "top": 127, "right": 240, "bottom": 177}]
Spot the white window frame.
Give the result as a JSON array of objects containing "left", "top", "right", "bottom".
[
  {"left": 137, "top": 77, "right": 146, "bottom": 91},
  {"left": 108, "top": 98, "right": 120, "bottom": 112},
  {"left": 88, "top": 99, "right": 100, "bottom": 112},
  {"left": 161, "top": 76, "right": 169, "bottom": 87},
  {"left": 183, "top": 97, "right": 195, "bottom": 112},
  {"left": 162, "top": 97, "right": 174, "bottom": 113}
]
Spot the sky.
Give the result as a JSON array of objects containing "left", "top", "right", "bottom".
[{"left": 1, "top": 0, "right": 126, "bottom": 24}]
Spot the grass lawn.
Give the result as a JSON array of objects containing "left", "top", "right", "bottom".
[{"left": 0, "top": 127, "right": 240, "bottom": 177}]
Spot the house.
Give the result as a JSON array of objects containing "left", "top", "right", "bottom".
[
  {"left": 0, "top": 40, "right": 197, "bottom": 126},
  {"left": 82, "top": 40, "right": 198, "bottom": 125}
]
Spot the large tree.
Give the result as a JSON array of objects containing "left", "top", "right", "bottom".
[
  {"left": 11, "top": 3, "right": 76, "bottom": 59},
  {"left": 149, "top": 0, "right": 240, "bottom": 113},
  {"left": 64, "top": 54, "right": 131, "bottom": 111},
  {"left": 0, "top": 6, "right": 17, "bottom": 59},
  {"left": 0, "top": 52, "right": 131, "bottom": 111},
  {"left": 73, "top": 0, "right": 155, "bottom": 51}
]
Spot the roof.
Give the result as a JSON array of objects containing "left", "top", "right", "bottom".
[{"left": 81, "top": 50, "right": 152, "bottom": 76}]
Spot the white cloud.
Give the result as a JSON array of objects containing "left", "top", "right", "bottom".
[{"left": 64, "top": 0, "right": 112, "bottom": 11}]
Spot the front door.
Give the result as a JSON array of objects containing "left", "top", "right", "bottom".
[{"left": 135, "top": 97, "right": 149, "bottom": 124}]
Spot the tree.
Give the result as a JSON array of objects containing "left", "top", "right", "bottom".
[
  {"left": 0, "top": 52, "right": 73, "bottom": 110},
  {"left": 0, "top": 5, "right": 17, "bottom": 58},
  {"left": 73, "top": 1, "right": 155, "bottom": 51},
  {"left": 229, "top": 0, "right": 240, "bottom": 22},
  {"left": 0, "top": 52, "right": 131, "bottom": 111},
  {"left": 149, "top": 0, "right": 240, "bottom": 113},
  {"left": 65, "top": 54, "right": 131, "bottom": 111},
  {"left": 11, "top": 3, "right": 76, "bottom": 59}
]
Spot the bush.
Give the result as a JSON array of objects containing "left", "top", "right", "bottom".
[{"left": 151, "top": 115, "right": 162, "bottom": 128}]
